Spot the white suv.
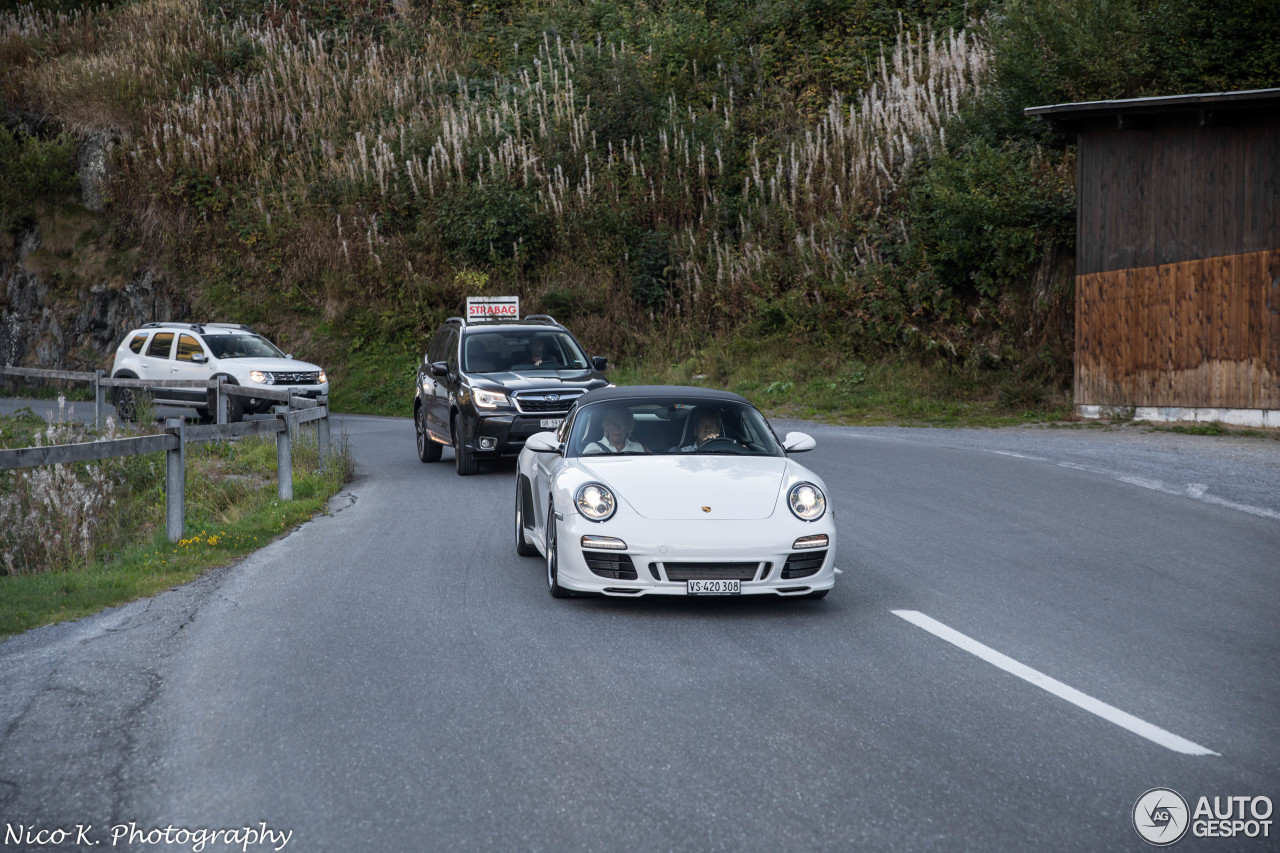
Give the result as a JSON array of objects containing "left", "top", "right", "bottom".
[{"left": 109, "top": 322, "right": 329, "bottom": 422}]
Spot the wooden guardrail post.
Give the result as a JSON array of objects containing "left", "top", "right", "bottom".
[
  {"left": 94, "top": 370, "right": 105, "bottom": 430},
  {"left": 275, "top": 406, "right": 293, "bottom": 500},
  {"left": 164, "top": 417, "right": 185, "bottom": 543},
  {"left": 317, "top": 395, "right": 330, "bottom": 471},
  {"left": 216, "top": 379, "right": 228, "bottom": 425}
]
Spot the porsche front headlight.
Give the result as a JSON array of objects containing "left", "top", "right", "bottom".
[
  {"left": 575, "top": 482, "right": 617, "bottom": 522},
  {"left": 788, "top": 482, "right": 826, "bottom": 521}
]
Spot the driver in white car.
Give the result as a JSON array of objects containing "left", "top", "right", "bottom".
[{"left": 676, "top": 409, "right": 728, "bottom": 452}]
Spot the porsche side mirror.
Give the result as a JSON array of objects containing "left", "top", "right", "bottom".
[
  {"left": 524, "top": 431, "right": 562, "bottom": 453},
  {"left": 430, "top": 361, "right": 448, "bottom": 378},
  {"left": 782, "top": 432, "right": 816, "bottom": 453},
  {"left": 591, "top": 356, "right": 608, "bottom": 371}
]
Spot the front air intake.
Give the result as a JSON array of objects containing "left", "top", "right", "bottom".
[
  {"left": 781, "top": 550, "right": 826, "bottom": 579},
  {"left": 583, "top": 550, "right": 637, "bottom": 580}
]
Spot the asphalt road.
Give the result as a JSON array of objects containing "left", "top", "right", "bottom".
[{"left": 1, "top": 410, "right": 1278, "bottom": 851}]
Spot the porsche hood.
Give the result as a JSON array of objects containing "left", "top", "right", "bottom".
[{"left": 575, "top": 456, "right": 793, "bottom": 520}]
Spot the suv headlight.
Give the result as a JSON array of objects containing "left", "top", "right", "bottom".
[
  {"left": 317, "top": 370, "right": 328, "bottom": 384},
  {"left": 788, "top": 482, "right": 826, "bottom": 521},
  {"left": 575, "top": 483, "right": 617, "bottom": 521},
  {"left": 249, "top": 370, "right": 270, "bottom": 384},
  {"left": 473, "top": 389, "right": 509, "bottom": 409}
]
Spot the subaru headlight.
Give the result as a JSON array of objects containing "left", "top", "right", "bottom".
[
  {"left": 317, "top": 370, "right": 328, "bottom": 384},
  {"left": 788, "top": 482, "right": 826, "bottom": 521},
  {"left": 249, "top": 370, "right": 270, "bottom": 384},
  {"left": 473, "top": 388, "right": 509, "bottom": 409},
  {"left": 575, "top": 483, "right": 617, "bottom": 522}
]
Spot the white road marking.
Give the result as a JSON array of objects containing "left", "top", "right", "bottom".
[
  {"left": 990, "top": 450, "right": 1047, "bottom": 461},
  {"left": 892, "top": 610, "right": 1218, "bottom": 756}
]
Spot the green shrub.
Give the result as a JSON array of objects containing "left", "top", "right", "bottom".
[
  {"left": 434, "top": 180, "right": 550, "bottom": 268},
  {"left": 988, "top": 0, "right": 1280, "bottom": 132},
  {"left": 905, "top": 135, "right": 1074, "bottom": 303},
  {"left": 0, "top": 126, "right": 79, "bottom": 231}
]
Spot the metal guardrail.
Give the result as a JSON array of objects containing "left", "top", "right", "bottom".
[{"left": 0, "top": 366, "right": 332, "bottom": 543}]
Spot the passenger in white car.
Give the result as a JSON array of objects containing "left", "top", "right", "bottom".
[{"left": 584, "top": 408, "right": 646, "bottom": 454}]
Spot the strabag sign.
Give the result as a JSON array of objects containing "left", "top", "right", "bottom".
[{"left": 467, "top": 296, "right": 519, "bottom": 321}]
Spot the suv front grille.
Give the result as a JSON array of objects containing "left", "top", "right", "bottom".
[
  {"left": 781, "top": 550, "right": 826, "bottom": 579},
  {"left": 268, "top": 371, "right": 321, "bottom": 385},
  {"left": 513, "top": 389, "right": 584, "bottom": 414}
]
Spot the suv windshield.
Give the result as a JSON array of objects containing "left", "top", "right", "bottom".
[
  {"left": 566, "top": 399, "right": 784, "bottom": 457},
  {"left": 204, "top": 334, "right": 286, "bottom": 359},
  {"left": 462, "top": 330, "right": 589, "bottom": 373}
]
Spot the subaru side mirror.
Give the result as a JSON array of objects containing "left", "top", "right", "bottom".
[
  {"left": 430, "top": 361, "right": 449, "bottom": 378},
  {"left": 591, "top": 356, "right": 608, "bottom": 371}
]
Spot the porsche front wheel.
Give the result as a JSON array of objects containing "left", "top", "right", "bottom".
[
  {"left": 515, "top": 478, "right": 538, "bottom": 557},
  {"left": 545, "top": 503, "right": 571, "bottom": 598}
]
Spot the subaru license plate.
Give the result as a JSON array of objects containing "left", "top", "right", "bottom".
[
  {"left": 540, "top": 418, "right": 563, "bottom": 429},
  {"left": 687, "top": 579, "right": 740, "bottom": 595}
]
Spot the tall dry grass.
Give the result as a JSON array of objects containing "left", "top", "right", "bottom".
[{"left": 3, "top": 0, "right": 989, "bottom": 345}]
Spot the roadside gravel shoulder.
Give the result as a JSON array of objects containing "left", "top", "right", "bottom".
[{"left": 772, "top": 420, "right": 1280, "bottom": 520}]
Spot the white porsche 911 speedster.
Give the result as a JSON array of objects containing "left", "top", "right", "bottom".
[{"left": 514, "top": 386, "right": 837, "bottom": 599}]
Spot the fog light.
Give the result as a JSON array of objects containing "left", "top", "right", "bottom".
[
  {"left": 793, "top": 534, "right": 829, "bottom": 550},
  {"left": 581, "top": 535, "right": 627, "bottom": 550},
  {"left": 478, "top": 437, "right": 496, "bottom": 450}
]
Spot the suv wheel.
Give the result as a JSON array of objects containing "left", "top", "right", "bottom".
[
  {"left": 416, "top": 407, "right": 442, "bottom": 463},
  {"left": 453, "top": 416, "right": 478, "bottom": 476},
  {"left": 113, "top": 387, "right": 142, "bottom": 423}
]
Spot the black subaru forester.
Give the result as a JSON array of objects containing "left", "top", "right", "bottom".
[{"left": 413, "top": 315, "right": 610, "bottom": 475}]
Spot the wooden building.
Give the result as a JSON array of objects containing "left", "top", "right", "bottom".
[{"left": 1027, "top": 89, "right": 1280, "bottom": 427}]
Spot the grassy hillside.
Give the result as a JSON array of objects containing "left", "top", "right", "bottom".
[{"left": 3, "top": 0, "right": 1276, "bottom": 420}]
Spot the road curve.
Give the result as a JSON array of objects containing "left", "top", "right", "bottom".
[{"left": 1, "top": 414, "right": 1277, "bottom": 851}]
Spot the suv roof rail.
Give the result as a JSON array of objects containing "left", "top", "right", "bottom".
[
  {"left": 203, "top": 323, "right": 257, "bottom": 334},
  {"left": 143, "top": 321, "right": 204, "bottom": 333},
  {"left": 448, "top": 315, "right": 563, "bottom": 328}
]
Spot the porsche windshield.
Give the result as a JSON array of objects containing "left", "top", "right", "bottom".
[
  {"left": 567, "top": 400, "right": 784, "bottom": 457},
  {"left": 204, "top": 334, "right": 286, "bottom": 359}
]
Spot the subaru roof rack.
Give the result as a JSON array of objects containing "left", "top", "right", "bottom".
[{"left": 521, "top": 314, "right": 559, "bottom": 325}]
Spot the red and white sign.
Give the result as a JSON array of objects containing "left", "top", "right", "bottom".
[{"left": 467, "top": 296, "right": 519, "bottom": 321}]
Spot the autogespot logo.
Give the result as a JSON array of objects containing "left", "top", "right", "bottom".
[{"left": 1134, "top": 788, "right": 1191, "bottom": 846}]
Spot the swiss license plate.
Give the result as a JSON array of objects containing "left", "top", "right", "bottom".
[
  {"left": 540, "top": 418, "right": 563, "bottom": 429},
  {"left": 687, "top": 579, "right": 740, "bottom": 595}
]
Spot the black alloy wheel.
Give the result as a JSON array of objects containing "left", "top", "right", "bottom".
[
  {"left": 453, "top": 417, "right": 478, "bottom": 476},
  {"left": 416, "top": 407, "right": 441, "bottom": 463}
]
